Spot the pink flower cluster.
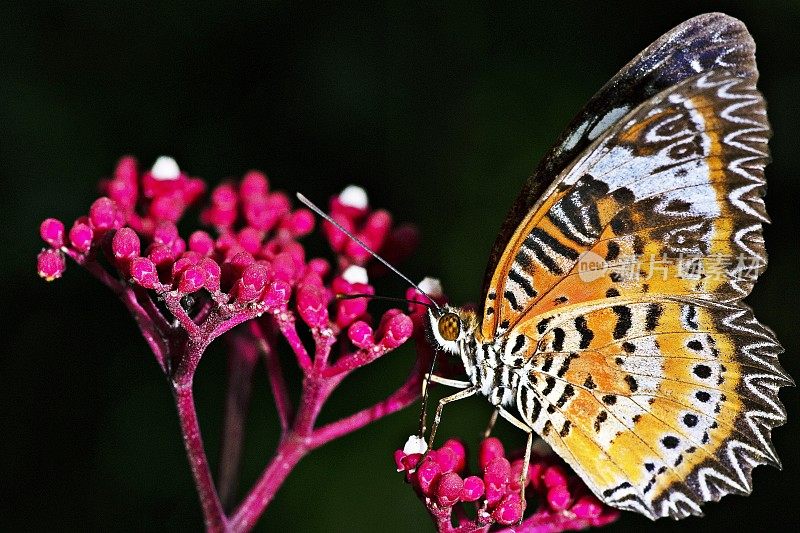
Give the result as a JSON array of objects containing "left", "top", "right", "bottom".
[
  {"left": 36, "top": 156, "right": 427, "bottom": 532},
  {"left": 395, "top": 437, "right": 620, "bottom": 533}
]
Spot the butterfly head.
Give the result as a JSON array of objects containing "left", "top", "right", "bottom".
[{"left": 425, "top": 305, "right": 477, "bottom": 355}]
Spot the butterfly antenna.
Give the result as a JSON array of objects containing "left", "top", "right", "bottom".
[
  {"left": 336, "top": 293, "right": 437, "bottom": 311},
  {"left": 297, "top": 192, "right": 441, "bottom": 312}
]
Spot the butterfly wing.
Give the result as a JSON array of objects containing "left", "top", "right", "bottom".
[
  {"left": 481, "top": 12, "right": 759, "bottom": 318},
  {"left": 478, "top": 17, "right": 790, "bottom": 520}
]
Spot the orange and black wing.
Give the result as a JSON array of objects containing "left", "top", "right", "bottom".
[{"left": 480, "top": 14, "right": 790, "bottom": 519}]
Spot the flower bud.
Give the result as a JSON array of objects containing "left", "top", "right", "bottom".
[
  {"left": 188, "top": 230, "right": 215, "bottom": 256},
  {"left": 131, "top": 257, "right": 159, "bottom": 288},
  {"left": 236, "top": 263, "right": 270, "bottom": 302},
  {"left": 461, "top": 476, "right": 484, "bottom": 502},
  {"left": 112, "top": 227, "right": 140, "bottom": 260},
  {"left": 179, "top": 265, "right": 206, "bottom": 293},
  {"left": 88, "top": 197, "right": 122, "bottom": 231},
  {"left": 69, "top": 220, "right": 94, "bottom": 253},
  {"left": 37, "top": 249, "right": 66, "bottom": 281},
  {"left": 435, "top": 472, "right": 463, "bottom": 507},
  {"left": 40, "top": 218, "right": 65, "bottom": 248},
  {"left": 492, "top": 494, "right": 522, "bottom": 526},
  {"left": 347, "top": 321, "right": 374, "bottom": 349}
]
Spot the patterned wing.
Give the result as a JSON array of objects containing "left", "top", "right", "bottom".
[
  {"left": 478, "top": 23, "right": 791, "bottom": 520},
  {"left": 481, "top": 13, "right": 759, "bottom": 320},
  {"left": 516, "top": 297, "right": 789, "bottom": 519}
]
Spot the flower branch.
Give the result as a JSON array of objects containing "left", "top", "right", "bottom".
[{"left": 38, "top": 156, "right": 422, "bottom": 532}]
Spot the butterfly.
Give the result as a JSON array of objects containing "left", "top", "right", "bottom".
[{"left": 420, "top": 13, "right": 791, "bottom": 520}]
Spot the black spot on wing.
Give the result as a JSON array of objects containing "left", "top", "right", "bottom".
[
  {"left": 536, "top": 317, "right": 552, "bottom": 334},
  {"left": 594, "top": 410, "right": 608, "bottom": 432},
  {"left": 542, "top": 376, "right": 556, "bottom": 396},
  {"left": 645, "top": 303, "right": 663, "bottom": 331},
  {"left": 504, "top": 290, "right": 521, "bottom": 311},
  {"left": 556, "top": 384, "right": 575, "bottom": 407},
  {"left": 574, "top": 316, "right": 594, "bottom": 349},
  {"left": 611, "top": 305, "right": 633, "bottom": 340},
  {"left": 508, "top": 268, "right": 537, "bottom": 298},
  {"left": 552, "top": 328, "right": 565, "bottom": 352},
  {"left": 557, "top": 353, "right": 578, "bottom": 377}
]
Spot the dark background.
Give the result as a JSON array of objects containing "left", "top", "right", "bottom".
[{"left": 2, "top": 2, "right": 798, "bottom": 531}]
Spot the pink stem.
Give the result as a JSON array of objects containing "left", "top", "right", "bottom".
[
  {"left": 322, "top": 345, "right": 390, "bottom": 377},
  {"left": 229, "top": 434, "right": 308, "bottom": 532},
  {"left": 252, "top": 321, "right": 293, "bottom": 430},
  {"left": 173, "top": 383, "right": 228, "bottom": 532},
  {"left": 309, "top": 370, "right": 421, "bottom": 448},
  {"left": 229, "top": 332, "right": 337, "bottom": 531},
  {"left": 120, "top": 287, "right": 169, "bottom": 371},
  {"left": 218, "top": 333, "right": 260, "bottom": 511},
  {"left": 274, "top": 313, "right": 312, "bottom": 370},
  {"left": 164, "top": 292, "right": 202, "bottom": 338}
]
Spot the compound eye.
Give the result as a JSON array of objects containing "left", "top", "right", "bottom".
[{"left": 438, "top": 313, "right": 461, "bottom": 342}]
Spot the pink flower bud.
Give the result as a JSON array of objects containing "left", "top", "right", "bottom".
[
  {"left": 263, "top": 279, "right": 291, "bottom": 307},
  {"left": 179, "top": 265, "right": 206, "bottom": 293},
  {"left": 188, "top": 231, "right": 215, "bottom": 256},
  {"left": 394, "top": 450, "right": 407, "bottom": 471},
  {"left": 238, "top": 227, "right": 263, "bottom": 254},
  {"left": 282, "top": 208, "right": 315, "bottom": 236},
  {"left": 147, "top": 243, "right": 174, "bottom": 268},
  {"left": 240, "top": 170, "right": 269, "bottom": 199},
  {"left": 236, "top": 263, "right": 270, "bottom": 302},
  {"left": 484, "top": 457, "right": 511, "bottom": 488},
  {"left": 37, "top": 249, "right": 66, "bottom": 281},
  {"left": 149, "top": 192, "right": 185, "bottom": 222},
  {"left": 416, "top": 459, "right": 441, "bottom": 495},
  {"left": 200, "top": 258, "right": 221, "bottom": 292},
  {"left": 543, "top": 465, "right": 568, "bottom": 489},
  {"left": 183, "top": 178, "right": 206, "bottom": 205},
  {"left": 172, "top": 254, "right": 200, "bottom": 280},
  {"left": 547, "top": 484, "right": 572, "bottom": 511},
  {"left": 306, "top": 258, "right": 330, "bottom": 278},
  {"left": 378, "top": 312, "right": 413, "bottom": 349},
  {"left": 527, "top": 461, "right": 545, "bottom": 491},
  {"left": 88, "top": 197, "right": 122, "bottom": 231},
  {"left": 492, "top": 494, "right": 523, "bottom": 526},
  {"left": 345, "top": 210, "right": 391, "bottom": 262},
  {"left": 153, "top": 222, "right": 179, "bottom": 247},
  {"left": 336, "top": 296, "right": 369, "bottom": 329},
  {"left": 271, "top": 251, "right": 302, "bottom": 283},
  {"left": 114, "top": 156, "right": 138, "bottom": 186},
  {"left": 461, "top": 476, "right": 484, "bottom": 502},
  {"left": 40, "top": 218, "right": 65, "bottom": 248},
  {"left": 296, "top": 282, "right": 329, "bottom": 328},
  {"left": 479, "top": 437, "right": 505, "bottom": 471},
  {"left": 203, "top": 183, "right": 238, "bottom": 227},
  {"left": 509, "top": 460, "right": 524, "bottom": 491},
  {"left": 572, "top": 495, "right": 603, "bottom": 519},
  {"left": 440, "top": 439, "right": 467, "bottom": 473},
  {"left": 69, "top": 220, "right": 94, "bottom": 253},
  {"left": 112, "top": 228, "right": 140, "bottom": 260},
  {"left": 243, "top": 196, "right": 278, "bottom": 231},
  {"left": 435, "top": 472, "right": 463, "bottom": 507},
  {"left": 323, "top": 214, "right": 354, "bottom": 252},
  {"left": 130, "top": 257, "right": 159, "bottom": 288},
  {"left": 347, "top": 321, "right": 374, "bottom": 349}
]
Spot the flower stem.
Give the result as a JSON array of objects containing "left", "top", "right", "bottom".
[{"left": 173, "top": 383, "right": 228, "bottom": 532}]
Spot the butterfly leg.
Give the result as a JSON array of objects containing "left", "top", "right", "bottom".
[
  {"left": 420, "top": 374, "right": 471, "bottom": 435},
  {"left": 483, "top": 408, "right": 499, "bottom": 438},
  {"left": 497, "top": 406, "right": 533, "bottom": 521},
  {"left": 426, "top": 387, "right": 477, "bottom": 450}
]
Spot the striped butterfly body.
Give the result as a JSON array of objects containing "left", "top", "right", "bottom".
[{"left": 423, "top": 13, "right": 791, "bottom": 520}]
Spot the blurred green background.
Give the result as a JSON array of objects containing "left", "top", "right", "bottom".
[{"left": 2, "top": 1, "right": 798, "bottom": 531}]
